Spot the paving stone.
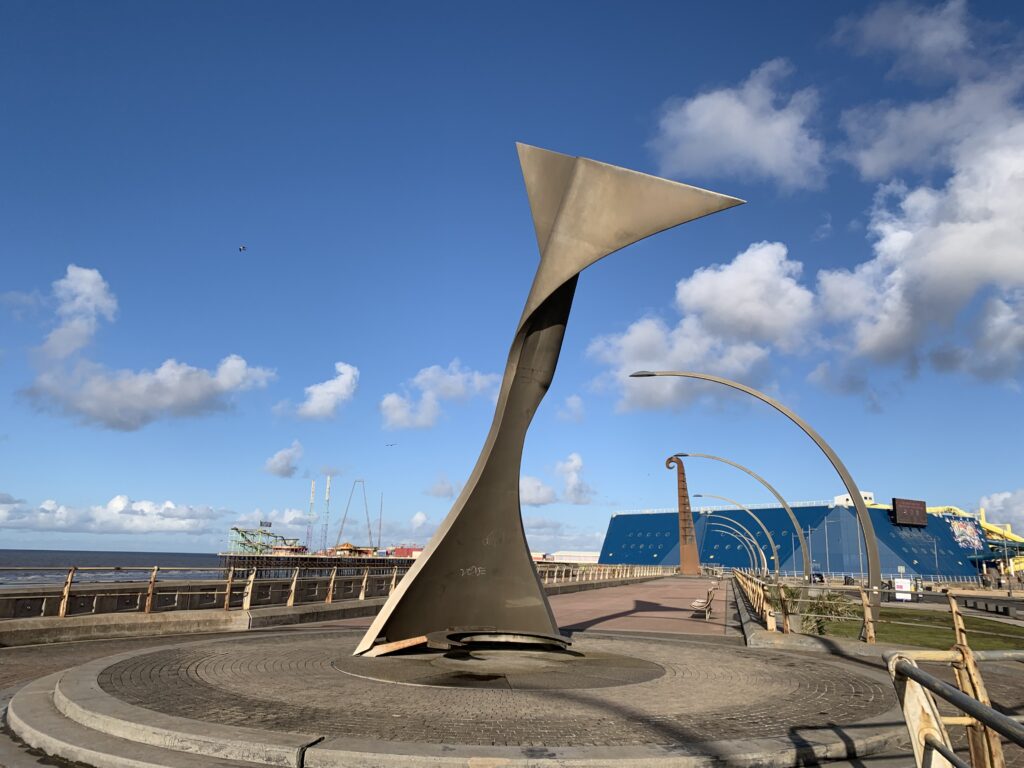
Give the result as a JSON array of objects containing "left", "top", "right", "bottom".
[{"left": 95, "top": 631, "right": 894, "bottom": 748}]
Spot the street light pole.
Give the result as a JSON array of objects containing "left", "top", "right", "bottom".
[
  {"left": 675, "top": 452, "right": 810, "bottom": 582},
  {"left": 631, "top": 370, "right": 882, "bottom": 621},
  {"left": 709, "top": 522, "right": 766, "bottom": 573},
  {"left": 694, "top": 493, "right": 780, "bottom": 580},
  {"left": 823, "top": 518, "right": 833, "bottom": 575}
]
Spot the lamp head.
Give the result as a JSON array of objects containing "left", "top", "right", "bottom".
[{"left": 629, "top": 371, "right": 656, "bottom": 378}]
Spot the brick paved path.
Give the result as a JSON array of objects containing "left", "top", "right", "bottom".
[
  {"left": 97, "top": 631, "right": 894, "bottom": 747},
  {"left": 550, "top": 576, "right": 740, "bottom": 637}
]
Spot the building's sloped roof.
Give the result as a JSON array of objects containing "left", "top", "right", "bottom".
[{"left": 599, "top": 505, "right": 983, "bottom": 578}]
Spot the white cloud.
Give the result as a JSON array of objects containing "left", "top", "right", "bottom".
[
  {"left": 675, "top": 241, "right": 815, "bottom": 352},
  {"left": 930, "top": 292, "right": 1024, "bottom": 381},
  {"left": 821, "top": 118, "right": 1024, "bottom": 368},
  {"left": 651, "top": 59, "right": 825, "bottom": 191},
  {"left": 380, "top": 392, "right": 436, "bottom": 429},
  {"left": 41, "top": 265, "right": 117, "bottom": 359},
  {"left": 26, "top": 265, "right": 275, "bottom": 429},
  {"left": 297, "top": 362, "right": 359, "bottom": 419},
  {"left": 556, "top": 452, "right": 593, "bottom": 505},
  {"left": 410, "top": 511, "right": 428, "bottom": 531},
  {"left": 29, "top": 355, "right": 274, "bottom": 430},
  {"left": 556, "top": 394, "right": 585, "bottom": 422},
  {"left": 588, "top": 316, "right": 769, "bottom": 412},
  {"left": 233, "top": 506, "right": 312, "bottom": 538},
  {"left": 587, "top": 240, "right": 823, "bottom": 409},
  {"left": 814, "top": 0, "right": 1024, "bottom": 381},
  {"left": 979, "top": 489, "right": 1024, "bottom": 534},
  {"left": 264, "top": 440, "right": 303, "bottom": 478},
  {"left": 425, "top": 475, "right": 456, "bottom": 499},
  {"left": 840, "top": 78, "right": 1021, "bottom": 181},
  {"left": 381, "top": 359, "right": 498, "bottom": 429},
  {"left": 835, "top": 0, "right": 976, "bottom": 80},
  {"left": 520, "top": 476, "right": 557, "bottom": 506},
  {"left": 523, "top": 516, "right": 604, "bottom": 553},
  {"left": 0, "top": 493, "right": 226, "bottom": 534}
]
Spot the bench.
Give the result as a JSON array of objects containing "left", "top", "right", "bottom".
[{"left": 690, "top": 582, "right": 718, "bottom": 620}]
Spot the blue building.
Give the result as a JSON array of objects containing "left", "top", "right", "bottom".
[{"left": 598, "top": 498, "right": 987, "bottom": 579}]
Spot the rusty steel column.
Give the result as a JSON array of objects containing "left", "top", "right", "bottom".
[{"left": 666, "top": 456, "right": 700, "bottom": 575}]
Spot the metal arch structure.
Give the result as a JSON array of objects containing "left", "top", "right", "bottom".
[
  {"left": 694, "top": 493, "right": 779, "bottom": 579},
  {"left": 708, "top": 520, "right": 765, "bottom": 572},
  {"left": 711, "top": 527, "right": 759, "bottom": 571},
  {"left": 703, "top": 516, "right": 768, "bottom": 574},
  {"left": 631, "top": 371, "right": 882, "bottom": 620},
  {"left": 355, "top": 146, "right": 743, "bottom": 655},
  {"left": 676, "top": 452, "right": 810, "bottom": 582},
  {"left": 710, "top": 525, "right": 762, "bottom": 573}
]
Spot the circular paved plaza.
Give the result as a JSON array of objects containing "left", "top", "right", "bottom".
[{"left": 8, "top": 629, "right": 907, "bottom": 766}]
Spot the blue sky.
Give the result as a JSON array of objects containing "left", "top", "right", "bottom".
[{"left": 2, "top": 0, "right": 1024, "bottom": 554}]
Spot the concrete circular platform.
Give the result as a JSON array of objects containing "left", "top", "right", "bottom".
[{"left": 7, "top": 629, "right": 908, "bottom": 767}]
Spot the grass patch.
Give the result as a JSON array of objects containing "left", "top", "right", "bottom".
[{"left": 822, "top": 606, "right": 1024, "bottom": 650}]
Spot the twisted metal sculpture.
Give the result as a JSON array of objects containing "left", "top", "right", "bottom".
[{"left": 355, "top": 144, "right": 742, "bottom": 655}]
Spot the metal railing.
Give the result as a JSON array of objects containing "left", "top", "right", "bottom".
[
  {"left": 536, "top": 563, "right": 673, "bottom": 584},
  {"left": 884, "top": 587, "right": 1024, "bottom": 768},
  {"left": 887, "top": 649, "right": 1024, "bottom": 768},
  {"left": 0, "top": 561, "right": 673, "bottom": 621},
  {"left": 731, "top": 569, "right": 1022, "bottom": 645}
]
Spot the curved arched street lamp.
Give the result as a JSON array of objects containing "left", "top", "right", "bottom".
[
  {"left": 631, "top": 370, "right": 882, "bottom": 620},
  {"left": 709, "top": 524, "right": 763, "bottom": 573},
  {"left": 677, "top": 453, "right": 809, "bottom": 581},
  {"left": 713, "top": 529, "right": 756, "bottom": 571},
  {"left": 695, "top": 493, "right": 779, "bottom": 579},
  {"left": 705, "top": 516, "right": 769, "bottom": 574}
]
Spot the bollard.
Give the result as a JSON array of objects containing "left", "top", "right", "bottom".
[
  {"left": 359, "top": 568, "right": 369, "bottom": 600},
  {"left": 777, "top": 585, "right": 792, "bottom": 634},
  {"left": 859, "top": 587, "right": 876, "bottom": 644},
  {"left": 242, "top": 570, "right": 257, "bottom": 611},
  {"left": 325, "top": 567, "right": 338, "bottom": 604},
  {"left": 947, "top": 593, "right": 968, "bottom": 647},
  {"left": 58, "top": 567, "right": 77, "bottom": 618},
  {"left": 286, "top": 568, "right": 300, "bottom": 607},
  {"left": 223, "top": 566, "right": 235, "bottom": 611},
  {"left": 143, "top": 566, "right": 160, "bottom": 614}
]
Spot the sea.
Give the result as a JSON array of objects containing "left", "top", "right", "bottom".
[{"left": 0, "top": 549, "right": 223, "bottom": 587}]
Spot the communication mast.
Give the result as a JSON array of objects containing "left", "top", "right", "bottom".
[
  {"left": 319, "top": 475, "right": 332, "bottom": 554},
  {"left": 305, "top": 479, "right": 316, "bottom": 551}
]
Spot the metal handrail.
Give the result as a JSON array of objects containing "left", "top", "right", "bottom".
[{"left": 888, "top": 656, "right": 1024, "bottom": 746}]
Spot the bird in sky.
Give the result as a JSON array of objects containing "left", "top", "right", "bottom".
[{"left": 238, "top": 245, "right": 247, "bottom": 252}]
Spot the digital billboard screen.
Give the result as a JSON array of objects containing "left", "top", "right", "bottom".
[{"left": 892, "top": 498, "right": 928, "bottom": 527}]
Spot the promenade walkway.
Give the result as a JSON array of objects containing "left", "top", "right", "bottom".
[
  {"left": 0, "top": 575, "right": 1018, "bottom": 768},
  {"left": 551, "top": 575, "right": 740, "bottom": 637}
]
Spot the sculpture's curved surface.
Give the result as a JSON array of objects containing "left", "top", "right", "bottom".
[{"left": 355, "top": 145, "right": 743, "bottom": 655}]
